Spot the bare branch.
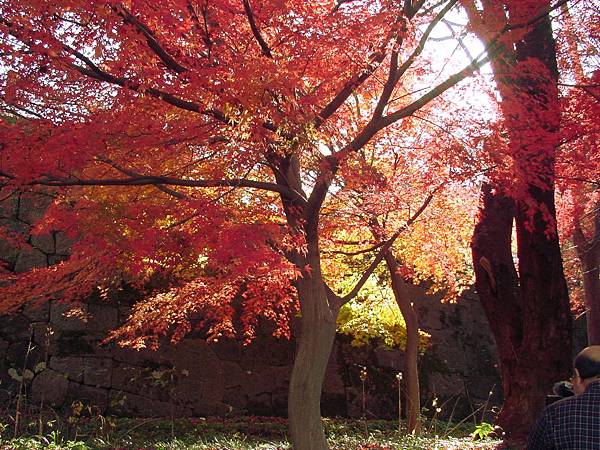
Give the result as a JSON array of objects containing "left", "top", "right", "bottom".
[
  {"left": 559, "top": 83, "right": 600, "bottom": 102},
  {"left": 68, "top": 57, "right": 283, "bottom": 134},
  {"left": 393, "top": 0, "right": 459, "bottom": 85},
  {"left": 332, "top": 0, "right": 359, "bottom": 13},
  {"left": 381, "top": 50, "right": 494, "bottom": 127},
  {"left": 382, "top": 0, "right": 584, "bottom": 129}
]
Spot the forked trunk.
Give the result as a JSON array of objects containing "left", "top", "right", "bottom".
[
  {"left": 288, "top": 272, "right": 338, "bottom": 450},
  {"left": 384, "top": 252, "right": 421, "bottom": 434},
  {"left": 468, "top": 3, "right": 572, "bottom": 440},
  {"left": 472, "top": 184, "right": 572, "bottom": 440}
]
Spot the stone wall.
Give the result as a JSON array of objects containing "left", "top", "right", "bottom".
[
  {"left": 0, "top": 293, "right": 500, "bottom": 421},
  {"left": 0, "top": 191, "right": 501, "bottom": 420},
  {"left": 0, "top": 190, "right": 71, "bottom": 273}
]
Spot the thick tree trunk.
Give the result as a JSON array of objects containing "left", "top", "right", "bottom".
[
  {"left": 383, "top": 252, "right": 421, "bottom": 434},
  {"left": 573, "top": 212, "right": 600, "bottom": 345},
  {"left": 581, "top": 261, "right": 600, "bottom": 345},
  {"left": 274, "top": 149, "right": 340, "bottom": 450},
  {"left": 288, "top": 251, "right": 338, "bottom": 450},
  {"left": 472, "top": 183, "right": 572, "bottom": 440},
  {"left": 469, "top": 2, "right": 572, "bottom": 441}
]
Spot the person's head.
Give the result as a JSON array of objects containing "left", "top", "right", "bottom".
[{"left": 572, "top": 345, "right": 600, "bottom": 395}]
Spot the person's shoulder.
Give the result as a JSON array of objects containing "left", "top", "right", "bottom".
[
  {"left": 587, "top": 379, "right": 600, "bottom": 392},
  {"left": 544, "top": 394, "right": 580, "bottom": 416},
  {"left": 545, "top": 384, "right": 600, "bottom": 416}
]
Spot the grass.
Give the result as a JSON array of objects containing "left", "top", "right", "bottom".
[{"left": 0, "top": 416, "right": 504, "bottom": 449}]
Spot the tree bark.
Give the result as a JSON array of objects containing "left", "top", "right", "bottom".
[
  {"left": 581, "top": 260, "right": 600, "bottom": 345},
  {"left": 285, "top": 194, "right": 339, "bottom": 450},
  {"left": 383, "top": 252, "right": 421, "bottom": 434},
  {"left": 469, "top": 2, "right": 573, "bottom": 440},
  {"left": 288, "top": 266, "right": 338, "bottom": 450},
  {"left": 472, "top": 184, "right": 572, "bottom": 440},
  {"left": 573, "top": 210, "right": 600, "bottom": 345}
]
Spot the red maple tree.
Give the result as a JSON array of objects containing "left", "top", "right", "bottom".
[{"left": 0, "top": 0, "right": 586, "bottom": 447}]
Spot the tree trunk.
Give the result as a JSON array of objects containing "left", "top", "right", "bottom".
[
  {"left": 383, "top": 252, "right": 421, "bottom": 434},
  {"left": 288, "top": 251, "right": 338, "bottom": 450},
  {"left": 573, "top": 212, "right": 600, "bottom": 345},
  {"left": 469, "top": 2, "right": 573, "bottom": 441},
  {"left": 581, "top": 259, "right": 600, "bottom": 345},
  {"left": 472, "top": 183, "right": 572, "bottom": 440}
]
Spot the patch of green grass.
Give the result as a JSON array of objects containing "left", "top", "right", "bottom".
[{"left": 0, "top": 416, "right": 502, "bottom": 449}]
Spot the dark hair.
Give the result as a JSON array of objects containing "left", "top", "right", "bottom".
[{"left": 574, "top": 351, "right": 600, "bottom": 380}]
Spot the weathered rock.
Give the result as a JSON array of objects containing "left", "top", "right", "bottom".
[
  {"left": 31, "top": 322, "right": 55, "bottom": 349},
  {"left": 165, "top": 340, "right": 225, "bottom": 407},
  {"left": 111, "top": 346, "right": 157, "bottom": 366},
  {"left": 0, "top": 239, "right": 20, "bottom": 267},
  {"left": 221, "top": 360, "right": 246, "bottom": 389},
  {"left": 374, "top": 345, "right": 402, "bottom": 370},
  {"left": 31, "top": 233, "right": 55, "bottom": 254},
  {"left": 48, "top": 254, "right": 69, "bottom": 266},
  {"left": 55, "top": 331, "right": 96, "bottom": 356},
  {"left": 83, "top": 357, "right": 112, "bottom": 388},
  {"left": 54, "top": 231, "right": 73, "bottom": 256},
  {"left": 223, "top": 385, "right": 246, "bottom": 412},
  {"left": 108, "top": 390, "right": 190, "bottom": 417},
  {"left": 31, "top": 369, "right": 69, "bottom": 406},
  {"left": 190, "top": 400, "right": 232, "bottom": 417},
  {"left": 50, "top": 356, "right": 84, "bottom": 382},
  {"left": 246, "top": 392, "right": 273, "bottom": 416},
  {"left": 209, "top": 337, "right": 242, "bottom": 362},
  {"left": 0, "top": 314, "right": 31, "bottom": 342},
  {"left": 0, "top": 191, "right": 19, "bottom": 218},
  {"left": 17, "top": 192, "right": 53, "bottom": 225},
  {"left": 261, "top": 336, "right": 295, "bottom": 366},
  {"left": 14, "top": 247, "right": 47, "bottom": 272},
  {"left": 67, "top": 383, "right": 109, "bottom": 413},
  {"left": 22, "top": 301, "right": 50, "bottom": 322},
  {"left": 0, "top": 217, "right": 29, "bottom": 235},
  {"left": 240, "top": 366, "right": 290, "bottom": 400},
  {"left": 111, "top": 364, "right": 144, "bottom": 393},
  {"left": 50, "top": 302, "right": 87, "bottom": 331},
  {"left": 7, "top": 340, "right": 42, "bottom": 368},
  {"left": 86, "top": 304, "right": 118, "bottom": 332}
]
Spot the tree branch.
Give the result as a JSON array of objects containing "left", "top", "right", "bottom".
[
  {"left": 339, "top": 189, "right": 437, "bottom": 305},
  {"left": 392, "top": 0, "right": 459, "bottom": 86},
  {"left": 68, "top": 58, "right": 283, "bottom": 134},
  {"left": 380, "top": 50, "right": 494, "bottom": 128},
  {"left": 324, "top": 240, "right": 385, "bottom": 256},
  {"left": 242, "top": 0, "right": 273, "bottom": 58},
  {"left": 95, "top": 156, "right": 187, "bottom": 199},
  {"left": 114, "top": 4, "right": 189, "bottom": 73},
  {"left": 18, "top": 173, "right": 306, "bottom": 201},
  {"left": 313, "top": 45, "right": 388, "bottom": 129},
  {"left": 425, "top": 0, "right": 574, "bottom": 127}
]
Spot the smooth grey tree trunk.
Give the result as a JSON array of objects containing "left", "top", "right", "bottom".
[{"left": 288, "top": 255, "right": 338, "bottom": 450}]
